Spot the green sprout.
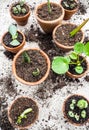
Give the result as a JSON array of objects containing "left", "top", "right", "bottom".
[
  {"left": 70, "top": 18, "right": 89, "bottom": 37},
  {"left": 72, "top": 99, "right": 76, "bottom": 104},
  {"left": 75, "top": 113, "right": 80, "bottom": 121},
  {"left": 70, "top": 103, "right": 75, "bottom": 110},
  {"left": 22, "top": 51, "right": 30, "bottom": 63},
  {"left": 68, "top": 111, "right": 74, "bottom": 117},
  {"left": 12, "top": 0, "right": 26, "bottom": 15},
  {"left": 8, "top": 24, "right": 20, "bottom": 46},
  {"left": 32, "top": 68, "right": 40, "bottom": 76},
  {"left": 17, "top": 108, "right": 32, "bottom": 124},
  {"left": 52, "top": 42, "right": 89, "bottom": 75},
  {"left": 81, "top": 110, "right": 86, "bottom": 118},
  {"left": 47, "top": 0, "right": 51, "bottom": 13},
  {"left": 77, "top": 99, "right": 88, "bottom": 109}
]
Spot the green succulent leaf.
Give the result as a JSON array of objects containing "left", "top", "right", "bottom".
[
  {"left": 70, "top": 103, "right": 75, "bottom": 110},
  {"left": 81, "top": 110, "right": 86, "bottom": 118},
  {"left": 75, "top": 113, "right": 80, "bottom": 121},
  {"left": 72, "top": 99, "right": 76, "bottom": 104},
  {"left": 32, "top": 68, "right": 40, "bottom": 76},
  {"left": 83, "top": 42, "right": 89, "bottom": 56},
  {"left": 77, "top": 99, "right": 88, "bottom": 109},
  {"left": 20, "top": 0, "right": 25, "bottom": 6},
  {"left": 22, "top": 51, "right": 30, "bottom": 63},
  {"left": 75, "top": 65, "right": 83, "bottom": 74},
  {"left": 8, "top": 25, "right": 17, "bottom": 38},
  {"left": 10, "top": 39, "right": 20, "bottom": 46},
  {"left": 52, "top": 57, "right": 69, "bottom": 74},
  {"left": 68, "top": 111, "right": 74, "bottom": 117},
  {"left": 74, "top": 42, "right": 84, "bottom": 54},
  {"left": 69, "top": 52, "right": 78, "bottom": 60}
]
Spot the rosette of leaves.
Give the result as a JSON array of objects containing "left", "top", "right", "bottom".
[
  {"left": 52, "top": 42, "right": 89, "bottom": 74},
  {"left": 12, "top": 0, "right": 26, "bottom": 15},
  {"left": 8, "top": 24, "right": 20, "bottom": 46},
  {"left": 62, "top": 0, "right": 77, "bottom": 10}
]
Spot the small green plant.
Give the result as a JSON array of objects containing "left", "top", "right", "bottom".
[
  {"left": 12, "top": 0, "right": 26, "bottom": 15},
  {"left": 70, "top": 18, "right": 89, "bottom": 37},
  {"left": 22, "top": 51, "right": 30, "bottom": 63},
  {"left": 52, "top": 42, "right": 89, "bottom": 75},
  {"left": 68, "top": 98, "right": 88, "bottom": 121},
  {"left": 17, "top": 108, "right": 32, "bottom": 124},
  {"left": 8, "top": 24, "right": 20, "bottom": 46},
  {"left": 62, "top": 0, "right": 77, "bottom": 10},
  {"left": 32, "top": 68, "right": 40, "bottom": 76},
  {"left": 47, "top": 0, "right": 51, "bottom": 13}
]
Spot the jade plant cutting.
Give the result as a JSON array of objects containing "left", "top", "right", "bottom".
[
  {"left": 52, "top": 42, "right": 89, "bottom": 74},
  {"left": 12, "top": 0, "right": 26, "bottom": 14},
  {"left": 17, "top": 108, "right": 33, "bottom": 124},
  {"left": 8, "top": 24, "right": 20, "bottom": 46},
  {"left": 47, "top": 0, "right": 51, "bottom": 13}
]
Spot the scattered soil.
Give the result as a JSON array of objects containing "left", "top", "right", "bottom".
[
  {"left": 9, "top": 97, "right": 39, "bottom": 127},
  {"left": 54, "top": 24, "right": 83, "bottom": 46},
  {"left": 37, "top": 3, "right": 62, "bottom": 21},
  {"left": 68, "top": 56, "right": 87, "bottom": 75},
  {"left": 64, "top": 95, "right": 89, "bottom": 124},
  {"left": 78, "top": 1, "right": 87, "bottom": 15},
  {"left": 4, "top": 50, "right": 15, "bottom": 60},
  {"left": 11, "top": 3, "right": 29, "bottom": 16},
  {"left": 3, "top": 31, "right": 23, "bottom": 48},
  {"left": 61, "top": 0, "right": 78, "bottom": 10},
  {"left": 16, "top": 50, "right": 47, "bottom": 82},
  {"left": 85, "top": 75, "right": 89, "bottom": 82}
]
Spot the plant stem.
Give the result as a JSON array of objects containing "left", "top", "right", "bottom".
[
  {"left": 70, "top": 18, "right": 89, "bottom": 37},
  {"left": 22, "top": 51, "right": 30, "bottom": 63},
  {"left": 47, "top": 0, "right": 51, "bottom": 13}
]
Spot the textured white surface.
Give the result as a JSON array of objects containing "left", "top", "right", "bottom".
[{"left": 0, "top": 0, "right": 89, "bottom": 130}]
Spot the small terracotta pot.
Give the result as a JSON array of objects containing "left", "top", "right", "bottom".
[
  {"left": 53, "top": 23, "right": 84, "bottom": 51},
  {"left": 66, "top": 56, "right": 89, "bottom": 79},
  {"left": 1, "top": 31, "right": 25, "bottom": 53},
  {"left": 60, "top": 0, "right": 79, "bottom": 20},
  {"left": 10, "top": 3, "right": 30, "bottom": 26},
  {"left": 63, "top": 94, "right": 89, "bottom": 126},
  {"left": 35, "top": 2, "right": 64, "bottom": 33},
  {"left": 8, "top": 96, "right": 39, "bottom": 130},
  {"left": 12, "top": 48, "right": 50, "bottom": 85}
]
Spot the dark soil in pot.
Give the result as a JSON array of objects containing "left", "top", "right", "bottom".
[
  {"left": 37, "top": 3, "right": 62, "bottom": 21},
  {"left": 64, "top": 95, "right": 89, "bottom": 124},
  {"left": 55, "top": 24, "right": 83, "bottom": 46},
  {"left": 15, "top": 50, "right": 47, "bottom": 82},
  {"left": 11, "top": 3, "right": 29, "bottom": 16},
  {"left": 9, "top": 97, "right": 39, "bottom": 127},
  {"left": 3, "top": 31, "right": 23, "bottom": 48},
  {"left": 61, "top": 0, "right": 78, "bottom": 10},
  {"left": 68, "top": 56, "right": 87, "bottom": 75}
]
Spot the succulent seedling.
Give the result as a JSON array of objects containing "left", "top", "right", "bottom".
[
  {"left": 52, "top": 42, "right": 89, "bottom": 75},
  {"left": 8, "top": 24, "right": 20, "bottom": 46},
  {"left": 17, "top": 108, "right": 32, "bottom": 124},
  {"left": 70, "top": 18, "right": 89, "bottom": 37},
  {"left": 12, "top": 0, "right": 26, "bottom": 15},
  {"left": 22, "top": 51, "right": 30, "bottom": 63},
  {"left": 62, "top": 0, "right": 77, "bottom": 10},
  {"left": 47, "top": 0, "right": 51, "bottom": 13},
  {"left": 32, "top": 68, "right": 40, "bottom": 77}
]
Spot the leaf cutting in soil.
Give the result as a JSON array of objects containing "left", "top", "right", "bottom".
[
  {"left": 22, "top": 51, "right": 30, "bottom": 63},
  {"left": 47, "top": 0, "right": 51, "bottom": 13}
]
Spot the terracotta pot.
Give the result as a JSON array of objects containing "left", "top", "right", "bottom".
[
  {"left": 10, "top": 3, "right": 30, "bottom": 26},
  {"left": 60, "top": 0, "right": 79, "bottom": 20},
  {"left": 66, "top": 56, "right": 89, "bottom": 78},
  {"left": 63, "top": 94, "right": 89, "bottom": 126},
  {"left": 12, "top": 48, "right": 50, "bottom": 85},
  {"left": 1, "top": 30, "right": 25, "bottom": 53},
  {"left": 35, "top": 2, "right": 64, "bottom": 33},
  {"left": 8, "top": 96, "right": 39, "bottom": 130},
  {"left": 53, "top": 23, "right": 84, "bottom": 51}
]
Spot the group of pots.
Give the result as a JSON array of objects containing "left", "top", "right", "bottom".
[{"left": 1, "top": 0, "right": 89, "bottom": 129}]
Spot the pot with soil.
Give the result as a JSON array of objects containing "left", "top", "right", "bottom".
[
  {"left": 35, "top": 1, "right": 64, "bottom": 33},
  {"left": 52, "top": 42, "right": 89, "bottom": 79},
  {"left": 60, "top": 0, "right": 78, "bottom": 20},
  {"left": 63, "top": 94, "right": 89, "bottom": 125},
  {"left": 10, "top": 0, "right": 30, "bottom": 26},
  {"left": 12, "top": 48, "right": 50, "bottom": 85},
  {"left": 53, "top": 23, "right": 84, "bottom": 51},
  {"left": 1, "top": 24, "right": 25, "bottom": 53},
  {"left": 8, "top": 96, "right": 39, "bottom": 129}
]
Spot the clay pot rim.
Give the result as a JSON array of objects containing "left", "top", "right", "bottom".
[
  {"left": 66, "top": 55, "right": 89, "bottom": 78},
  {"left": 60, "top": 0, "right": 79, "bottom": 12},
  {"left": 10, "top": 2, "right": 30, "bottom": 19},
  {"left": 53, "top": 22, "right": 84, "bottom": 50},
  {"left": 8, "top": 96, "right": 39, "bottom": 129},
  {"left": 62, "top": 94, "right": 89, "bottom": 126},
  {"left": 1, "top": 30, "right": 25, "bottom": 51},
  {"left": 12, "top": 48, "right": 50, "bottom": 86},
  {"left": 35, "top": 2, "right": 65, "bottom": 24}
]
